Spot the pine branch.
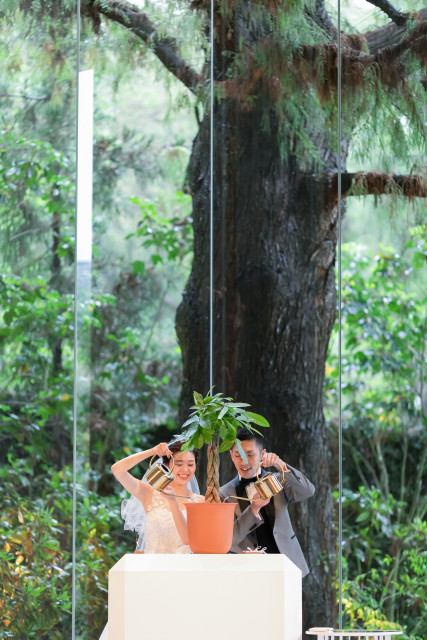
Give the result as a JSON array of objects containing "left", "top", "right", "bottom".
[
  {"left": 364, "top": 0, "right": 407, "bottom": 26},
  {"left": 298, "top": 19, "right": 427, "bottom": 95},
  {"left": 370, "top": 20, "right": 427, "bottom": 64},
  {"left": 329, "top": 170, "right": 427, "bottom": 198},
  {"left": 88, "top": 0, "right": 205, "bottom": 93},
  {"left": 365, "top": 8, "right": 427, "bottom": 52}
]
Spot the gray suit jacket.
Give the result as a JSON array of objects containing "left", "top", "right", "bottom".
[{"left": 219, "top": 466, "right": 315, "bottom": 577}]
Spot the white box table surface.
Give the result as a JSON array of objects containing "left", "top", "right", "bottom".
[{"left": 109, "top": 554, "right": 302, "bottom": 640}]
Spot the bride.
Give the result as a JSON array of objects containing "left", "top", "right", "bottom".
[
  {"left": 111, "top": 440, "right": 204, "bottom": 553},
  {"left": 99, "top": 441, "right": 204, "bottom": 639}
]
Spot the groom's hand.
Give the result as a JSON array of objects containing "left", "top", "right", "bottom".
[
  {"left": 261, "top": 452, "right": 288, "bottom": 472},
  {"left": 250, "top": 492, "right": 270, "bottom": 515}
]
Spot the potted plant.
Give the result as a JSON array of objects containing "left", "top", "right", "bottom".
[{"left": 179, "top": 389, "right": 270, "bottom": 552}]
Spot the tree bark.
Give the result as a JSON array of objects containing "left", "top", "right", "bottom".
[{"left": 176, "top": 96, "right": 338, "bottom": 633}]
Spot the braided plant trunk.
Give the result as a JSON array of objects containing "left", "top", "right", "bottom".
[{"left": 205, "top": 435, "right": 220, "bottom": 503}]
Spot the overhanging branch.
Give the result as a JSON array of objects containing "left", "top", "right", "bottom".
[
  {"left": 298, "top": 20, "right": 427, "bottom": 96},
  {"left": 329, "top": 171, "right": 426, "bottom": 198},
  {"left": 364, "top": 0, "right": 407, "bottom": 26},
  {"left": 365, "top": 8, "right": 427, "bottom": 52},
  {"left": 88, "top": 0, "right": 205, "bottom": 93}
]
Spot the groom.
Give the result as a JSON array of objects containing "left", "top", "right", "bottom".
[{"left": 219, "top": 427, "right": 315, "bottom": 577}]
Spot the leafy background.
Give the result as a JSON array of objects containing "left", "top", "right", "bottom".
[{"left": 0, "top": 1, "right": 426, "bottom": 639}]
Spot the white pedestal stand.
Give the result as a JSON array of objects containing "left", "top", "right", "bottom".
[{"left": 108, "top": 554, "right": 302, "bottom": 640}]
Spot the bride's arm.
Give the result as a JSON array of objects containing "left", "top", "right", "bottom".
[
  {"left": 111, "top": 442, "right": 171, "bottom": 507},
  {"left": 162, "top": 488, "right": 190, "bottom": 545}
]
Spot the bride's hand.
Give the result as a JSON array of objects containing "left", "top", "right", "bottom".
[
  {"left": 153, "top": 442, "right": 172, "bottom": 458},
  {"left": 162, "top": 486, "right": 178, "bottom": 501}
]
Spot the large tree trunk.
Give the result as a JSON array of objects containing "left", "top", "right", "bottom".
[{"left": 176, "top": 95, "right": 338, "bottom": 633}]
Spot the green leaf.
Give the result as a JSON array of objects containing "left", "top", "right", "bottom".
[
  {"left": 181, "top": 415, "right": 198, "bottom": 429},
  {"left": 235, "top": 438, "right": 248, "bottom": 464},
  {"left": 193, "top": 391, "right": 204, "bottom": 407},
  {"left": 218, "top": 406, "right": 228, "bottom": 420},
  {"left": 219, "top": 439, "right": 235, "bottom": 453},
  {"left": 224, "top": 419, "right": 237, "bottom": 439},
  {"left": 151, "top": 254, "right": 163, "bottom": 266},
  {"left": 180, "top": 423, "right": 199, "bottom": 441},
  {"left": 356, "top": 511, "right": 370, "bottom": 523},
  {"left": 245, "top": 412, "right": 270, "bottom": 428},
  {"left": 131, "top": 260, "right": 145, "bottom": 275},
  {"left": 246, "top": 425, "right": 264, "bottom": 437},
  {"left": 203, "top": 429, "right": 214, "bottom": 444},
  {"left": 219, "top": 425, "right": 228, "bottom": 439},
  {"left": 226, "top": 402, "right": 251, "bottom": 408}
]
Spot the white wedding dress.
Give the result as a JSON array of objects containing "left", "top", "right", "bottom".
[{"left": 144, "top": 491, "right": 204, "bottom": 553}]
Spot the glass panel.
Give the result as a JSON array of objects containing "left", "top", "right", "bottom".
[
  {"left": 73, "top": 2, "right": 426, "bottom": 640},
  {"left": 0, "top": 3, "right": 77, "bottom": 637},
  {"left": 204, "top": 0, "right": 340, "bottom": 633},
  {"left": 336, "top": 0, "right": 427, "bottom": 637},
  {"left": 75, "top": 3, "right": 201, "bottom": 637},
  {"left": 73, "top": 66, "right": 95, "bottom": 639}
]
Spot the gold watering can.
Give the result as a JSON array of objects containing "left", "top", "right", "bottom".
[
  {"left": 254, "top": 464, "right": 285, "bottom": 499},
  {"left": 225, "top": 464, "right": 286, "bottom": 503},
  {"left": 144, "top": 454, "right": 175, "bottom": 491}
]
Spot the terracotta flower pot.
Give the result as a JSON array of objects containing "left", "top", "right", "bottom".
[{"left": 185, "top": 502, "right": 236, "bottom": 554}]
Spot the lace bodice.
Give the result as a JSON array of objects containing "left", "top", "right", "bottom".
[{"left": 144, "top": 492, "right": 204, "bottom": 554}]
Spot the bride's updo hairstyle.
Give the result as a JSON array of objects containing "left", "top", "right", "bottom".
[{"left": 162, "top": 441, "right": 199, "bottom": 465}]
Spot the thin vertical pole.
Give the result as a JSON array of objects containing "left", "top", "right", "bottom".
[
  {"left": 72, "top": 2, "right": 80, "bottom": 638},
  {"left": 337, "top": 0, "right": 343, "bottom": 630},
  {"left": 209, "top": 0, "right": 214, "bottom": 391}
]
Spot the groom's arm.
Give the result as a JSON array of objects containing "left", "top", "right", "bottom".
[
  {"left": 219, "top": 487, "right": 267, "bottom": 546},
  {"left": 261, "top": 452, "right": 315, "bottom": 504},
  {"left": 280, "top": 464, "right": 315, "bottom": 503},
  {"left": 231, "top": 505, "right": 263, "bottom": 546}
]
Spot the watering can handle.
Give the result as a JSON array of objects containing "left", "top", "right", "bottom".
[
  {"left": 256, "top": 463, "right": 285, "bottom": 485},
  {"left": 149, "top": 453, "right": 175, "bottom": 472}
]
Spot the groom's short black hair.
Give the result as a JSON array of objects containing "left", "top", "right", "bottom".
[{"left": 236, "top": 427, "right": 265, "bottom": 450}]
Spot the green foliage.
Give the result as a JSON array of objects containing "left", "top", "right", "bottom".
[
  {"left": 0, "top": 4, "right": 195, "bottom": 638},
  {"left": 0, "top": 5, "right": 77, "bottom": 146},
  {"left": 128, "top": 192, "right": 193, "bottom": 272},
  {"left": 326, "top": 231, "right": 427, "bottom": 637},
  {"left": 339, "top": 488, "right": 427, "bottom": 639},
  {"left": 180, "top": 389, "right": 269, "bottom": 461},
  {"left": 0, "top": 272, "right": 74, "bottom": 462},
  {"left": 0, "top": 131, "right": 75, "bottom": 276},
  {"left": 0, "top": 461, "right": 128, "bottom": 639}
]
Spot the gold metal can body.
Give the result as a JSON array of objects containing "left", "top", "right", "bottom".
[
  {"left": 144, "top": 460, "right": 174, "bottom": 491},
  {"left": 254, "top": 472, "right": 283, "bottom": 499}
]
